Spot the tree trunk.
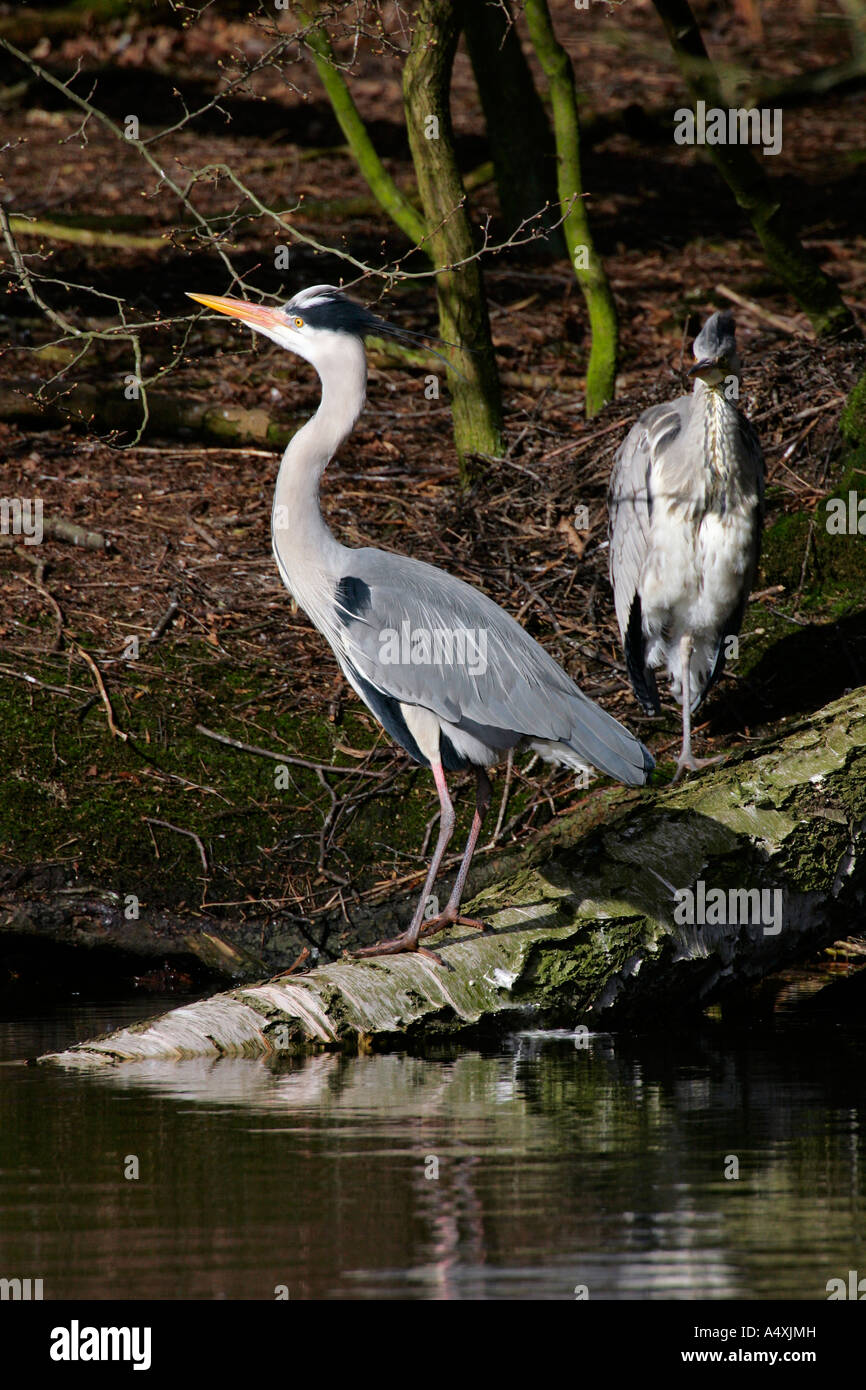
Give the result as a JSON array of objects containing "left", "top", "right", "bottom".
[
  {"left": 460, "top": 0, "right": 564, "bottom": 255},
  {"left": 42, "top": 685, "right": 866, "bottom": 1066},
  {"left": 652, "top": 0, "right": 856, "bottom": 339},
  {"left": 524, "top": 0, "right": 618, "bottom": 416},
  {"left": 403, "top": 0, "right": 503, "bottom": 471}
]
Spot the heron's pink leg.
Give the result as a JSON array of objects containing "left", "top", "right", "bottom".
[
  {"left": 419, "top": 768, "right": 492, "bottom": 938},
  {"left": 351, "top": 759, "right": 455, "bottom": 960}
]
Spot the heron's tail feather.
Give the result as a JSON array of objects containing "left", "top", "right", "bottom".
[{"left": 531, "top": 694, "right": 654, "bottom": 789}]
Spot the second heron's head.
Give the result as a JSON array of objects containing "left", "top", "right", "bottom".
[{"left": 688, "top": 311, "right": 741, "bottom": 389}]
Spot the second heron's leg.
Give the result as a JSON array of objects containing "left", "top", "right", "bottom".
[
  {"left": 351, "top": 758, "right": 455, "bottom": 960},
  {"left": 673, "top": 633, "right": 723, "bottom": 782}
]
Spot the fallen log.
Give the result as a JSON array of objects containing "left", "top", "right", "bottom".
[
  {"left": 41, "top": 686, "right": 866, "bottom": 1067},
  {"left": 0, "top": 380, "right": 300, "bottom": 448}
]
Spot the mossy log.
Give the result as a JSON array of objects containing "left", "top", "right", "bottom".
[
  {"left": 0, "top": 380, "right": 299, "bottom": 447},
  {"left": 41, "top": 686, "right": 866, "bottom": 1067}
]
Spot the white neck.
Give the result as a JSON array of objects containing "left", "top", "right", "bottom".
[{"left": 271, "top": 335, "right": 367, "bottom": 588}]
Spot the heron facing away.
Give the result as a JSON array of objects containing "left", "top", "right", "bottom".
[
  {"left": 187, "top": 284, "right": 654, "bottom": 960},
  {"left": 608, "top": 311, "right": 764, "bottom": 781}
]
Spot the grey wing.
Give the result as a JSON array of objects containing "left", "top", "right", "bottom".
[
  {"left": 330, "top": 549, "right": 652, "bottom": 786},
  {"left": 607, "top": 397, "right": 690, "bottom": 638},
  {"left": 608, "top": 398, "right": 690, "bottom": 714}
]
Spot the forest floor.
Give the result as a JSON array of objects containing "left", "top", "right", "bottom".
[{"left": 1, "top": 0, "right": 865, "bottom": 998}]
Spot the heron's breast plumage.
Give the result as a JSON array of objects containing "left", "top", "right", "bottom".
[{"left": 638, "top": 392, "right": 761, "bottom": 694}]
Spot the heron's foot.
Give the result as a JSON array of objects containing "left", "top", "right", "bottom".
[
  {"left": 419, "top": 907, "right": 488, "bottom": 938},
  {"left": 671, "top": 752, "right": 725, "bottom": 784},
  {"left": 347, "top": 930, "right": 444, "bottom": 962},
  {"left": 347, "top": 906, "right": 487, "bottom": 963}
]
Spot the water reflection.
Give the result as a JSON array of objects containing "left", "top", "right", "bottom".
[{"left": 0, "top": 1003, "right": 864, "bottom": 1299}]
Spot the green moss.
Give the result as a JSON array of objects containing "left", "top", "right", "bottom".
[
  {"left": 0, "top": 635, "right": 487, "bottom": 915},
  {"left": 840, "top": 370, "right": 866, "bottom": 449},
  {"left": 760, "top": 451, "right": 866, "bottom": 609}
]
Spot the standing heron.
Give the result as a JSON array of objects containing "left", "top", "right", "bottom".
[
  {"left": 187, "top": 284, "right": 653, "bottom": 959},
  {"left": 608, "top": 311, "right": 764, "bottom": 780}
]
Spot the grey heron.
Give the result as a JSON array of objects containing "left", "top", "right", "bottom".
[
  {"left": 187, "top": 284, "right": 654, "bottom": 959},
  {"left": 608, "top": 311, "right": 764, "bottom": 781}
]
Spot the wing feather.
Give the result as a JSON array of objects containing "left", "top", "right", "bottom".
[
  {"left": 330, "top": 548, "right": 651, "bottom": 785},
  {"left": 607, "top": 397, "right": 690, "bottom": 641}
]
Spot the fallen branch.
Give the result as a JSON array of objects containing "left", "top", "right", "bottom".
[
  {"left": 42, "top": 517, "right": 110, "bottom": 551},
  {"left": 7, "top": 214, "right": 165, "bottom": 252},
  {"left": 0, "top": 379, "right": 296, "bottom": 449},
  {"left": 149, "top": 595, "right": 180, "bottom": 645}
]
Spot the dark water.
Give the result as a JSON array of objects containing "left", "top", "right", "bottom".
[{"left": 1, "top": 998, "right": 865, "bottom": 1300}]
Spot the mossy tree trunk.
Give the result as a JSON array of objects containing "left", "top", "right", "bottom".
[
  {"left": 298, "top": 4, "right": 428, "bottom": 249},
  {"left": 403, "top": 0, "right": 503, "bottom": 471},
  {"left": 460, "top": 0, "right": 564, "bottom": 256},
  {"left": 42, "top": 686, "right": 866, "bottom": 1066},
  {"left": 524, "top": 0, "right": 618, "bottom": 417},
  {"left": 652, "top": 0, "right": 856, "bottom": 339}
]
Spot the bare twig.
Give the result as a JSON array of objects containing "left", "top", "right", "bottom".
[
  {"left": 143, "top": 817, "right": 208, "bottom": 875},
  {"left": 0, "top": 663, "right": 80, "bottom": 697},
  {"left": 490, "top": 749, "right": 514, "bottom": 845},
  {"left": 715, "top": 283, "right": 802, "bottom": 335},
  {"left": 149, "top": 595, "right": 180, "bottom": 645},
  {"left": 73, "top": 644, "right": 128, "bottom": 741},
  {"left": 194, "top": 724, "right": 385, "bottom": 777}
]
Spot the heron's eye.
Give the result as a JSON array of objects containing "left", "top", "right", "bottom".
[{"left": 293, "top": 316, "right": 304, "bottom": 328}]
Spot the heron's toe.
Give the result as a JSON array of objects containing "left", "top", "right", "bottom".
[{"left": 671, "top": 752, "right": 725, "bottom": 783}]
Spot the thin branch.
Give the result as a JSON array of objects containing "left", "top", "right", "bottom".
[
  {"left": 73, "top": 644, "right": 128, "bottom": 741},
  {"left": 143, "top": 817, "right": 209, "bottom": 875},
  {"left": 194, "top": 724, "right": 386, "bottom": 777}
]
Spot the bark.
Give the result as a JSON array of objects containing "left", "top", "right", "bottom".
[
  {"left": 460, "top": 0, "right": 564, "bottom": 254},
  {"left": 41, "top": 685, "right": 866, "bottom": 1067},
  {"left": 403, "top": 0, "right": 503, "bottom": 470},
  {"left": 524, "top": 0, "right": 618, "bottom": 416},
  {"left": 652, "top": 0, "right": 856, "bottom": 339}
]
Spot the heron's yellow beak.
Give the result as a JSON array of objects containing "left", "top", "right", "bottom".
[{"left": 186, "top": 293, "right": 285, "bottom": 332}]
